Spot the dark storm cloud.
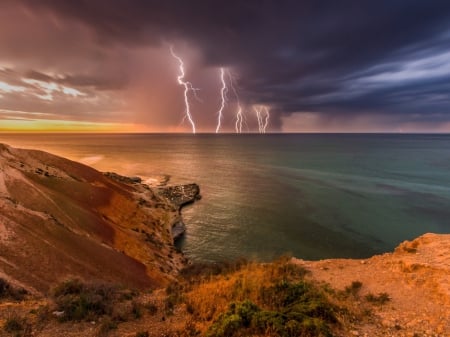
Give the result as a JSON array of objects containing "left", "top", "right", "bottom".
[
  {"left": 2, "top": 0, "right": 450, "bottom": 131},
  {"left": 18, "top": 0, "right": 450, "bottom": 125}
]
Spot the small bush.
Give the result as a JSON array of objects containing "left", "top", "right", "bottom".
[
  {"left": 145, "top": 302, "right": 158, "bottom": 315},
  {"left": 53, "top": 283, "right": 114, "bottom": 321},
  {"left": 365, "top": 292, "right": 390, "bottom": 305},
  {"left": 97, "top": 317, "right": 118, "bottom": 336},
  {"left": 208, "top": 283, "right": 336, "bottom": 337},
  {"left": 165, "top": 282, "right": 185, "bottom": 315},
  {"left": 0, "top": 278, "right": 11, "bottom": 297},
  {"left": 4, "top": 316, "right": 24, "bottom": 333},
  {"left": 180, "top": 258, "right": 249, "bottom": 282},
  {"left": 344, "top": 281, "right": 363, "bottom": 297},
  {"left": 131, "top": 301, "right": 143, "bottom": 319},
  {"left": 52, "top": 279, "right": 139, "bottom": 322},
  {"left": 0, "top": 278, "right": 28, "bottom": 301},
  {"left": 268, "top": 256, "right": 309, "bottom": 281},
  {"left": 53, "top": 279, "right": 85, "bottom": 297}
]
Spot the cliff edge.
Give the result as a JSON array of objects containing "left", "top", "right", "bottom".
[
  {"left": 294, "top": 233, "right": 450, "bottom": 336},
  {"left": 0, "top": 143, "right": 199, "bottom": 293}
]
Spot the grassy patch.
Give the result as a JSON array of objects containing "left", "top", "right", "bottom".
[
  {"left": 52, "top": 279, "right": 116, "bottom": 322},
  {"left": 207, "top": 288, "right": 335, "bottom": 337},
  {"left": 51, "top": 278, "right": 143, "bottom": 332},
  {"left": 174, "top": 258, "right": 338, "bottom": 337}
]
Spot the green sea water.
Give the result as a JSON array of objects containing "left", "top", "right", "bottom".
[{"left": 1, "top": 133, "right": 449, "bottom": 262}]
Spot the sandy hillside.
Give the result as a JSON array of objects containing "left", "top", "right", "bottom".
[{"left": 0, "top": 143, "right": 198, "bottom": 293}]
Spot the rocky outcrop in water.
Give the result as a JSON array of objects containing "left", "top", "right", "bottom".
[
  {"left": 104, "top": 174, "right": 200, "bottom": 241},
  {"left": 157, "top": 184, "right": 201, "bottom": 207},
  {"left": 155, "top": 183, "right": 201, "bottom": 240}
]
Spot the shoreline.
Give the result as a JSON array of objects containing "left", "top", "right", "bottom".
[{"left": 104, "top": 171, "right": 201, "bottom": 241}]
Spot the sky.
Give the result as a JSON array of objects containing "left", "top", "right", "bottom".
[{"left": 1, "top": 1, "right": 450, "bottom": 133}]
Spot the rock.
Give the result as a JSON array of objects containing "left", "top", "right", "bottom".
[
  {"left": 104, "top": 171, "right": 142, "bottom": 184},
  {"left": 52, "top": 311, "right": 64, "bottom": 318},
  {"left": 171, "top": 221, "right": 186, "bottom": 240},
  {"left": 157, "top": 183, "right": 200, "bottom": 207}
]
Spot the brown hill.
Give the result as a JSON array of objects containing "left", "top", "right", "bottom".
[{"left": 0, "top": 143, "right": 199, "bottom": 294}]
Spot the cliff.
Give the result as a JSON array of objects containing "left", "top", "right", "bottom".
[
  {"left": 294, "top": 233, "right": 450, "bottom": 336},
  {"left": 0, "top": 143, "right": 199, "bottom": 293}
]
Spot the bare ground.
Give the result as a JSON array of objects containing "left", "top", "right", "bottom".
[{"left": 294, "top": 233, "right": 450, "bottom": 337}]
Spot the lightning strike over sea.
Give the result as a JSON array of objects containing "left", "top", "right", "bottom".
[
  {"left": 215, "top": 67, "right": 227, "bottom": 133},
  {"left": 262, "top": 106, "right": 270, "bottom": 133},
  {"left": 169, "top": 46, "right": 197, "bottom": 134},
  {"left": 227, "top": 70, "right": 244, "bottom": 133},
  {"left": 254, "top": 106, "right": 263, "bottom": 133},
  {"left": 254, "top": 105, "right": 270, "bottom": 133}
]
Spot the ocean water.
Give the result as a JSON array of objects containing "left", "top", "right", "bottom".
[{"left": 1, "top": 133, "right": 450, "bottom": 262}]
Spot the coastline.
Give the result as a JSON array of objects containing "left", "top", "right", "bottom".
[
  {"left": 104, "top": 171, "right": 201, "bottom": 241},
  {"left": 0, "top": 143, "right": 201, "bottom": 293}
]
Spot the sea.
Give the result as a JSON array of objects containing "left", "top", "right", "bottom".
[{"left": 1, "top": 133, "right": 450, "bottom": 262}]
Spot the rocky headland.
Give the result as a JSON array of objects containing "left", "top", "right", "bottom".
[{"left": 0, "top": 143, "right": 199, "bottom": 294}]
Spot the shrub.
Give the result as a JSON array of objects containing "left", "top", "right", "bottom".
[
  {"left": 180, "top": 258, "right": 249, "bottom": 283},
  {"left": 165, "top": 282, "right": 185, "bottom": 315},
  {"left": 0, "top": 278, "right": 28, "bottom": 301},
  {"left": 131, "top": 301, "right": 143, "bottom": 319},
  {"left": 145, "top": 302, "right": 158, "bottom": 315},
  {"left": 52, "top": 279, "right": 138, "bottom": 322},
  {"left": 365, "top": 292, "right": 390, "bottom": 305},
  {"left": 0, "top": 278, "right": 10, "bottom": 297},
  {"left": 344, "top": 281, "right": 363, "bottom": 297},
  {"left": 208, "top": 294, "right": 335, "bottom": 337},
  {"left": 4, "top": 316, "right": 24, "bottom": 333},
  {"left": 53, "top": 279, "right": 85, "bottom": 297},
  {"left": 97, "top": 317, "right": 118, "bottom": 336},
  {"left": 136, "top": 331, "right": 149, "bottom": 337},
  {"left": 207, "top": 279, "right": 336, "bottom": 337}
]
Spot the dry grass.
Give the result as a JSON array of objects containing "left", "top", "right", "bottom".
[
  {"left": 0, "top": 260, "right": 379, "bottom": 336},
  {"left": 167, "top": 257, "right": 341, "bottom": 336}
]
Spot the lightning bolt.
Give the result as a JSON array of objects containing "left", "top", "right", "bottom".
[
  {"left": 215, "top": 67, "right": 228, "bottom": 133},
  {"left": 254, "top": 105, "right": 263, "bottom": 133},
  {"left": 169, "top": 46, "right": 197, "bottom": 134},
  {"left": 262, "top": 106, "right": 270, "bottom": 133},
  {"left": 254, "top": 105, "right": 270, "bottom": 133},
  {"left": 227, "top": 70, "right": 244, "bottom": 133}
]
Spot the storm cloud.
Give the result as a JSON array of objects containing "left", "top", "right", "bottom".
[{"left": 1, "top": 0, "right": 450, "bottom": 132}]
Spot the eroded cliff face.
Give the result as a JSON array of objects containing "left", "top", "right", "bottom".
[{"left": 0, "top": 143, "right": 199, "bottom": 293}]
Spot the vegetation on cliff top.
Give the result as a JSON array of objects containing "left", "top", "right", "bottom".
[{"left": 0, "top": 258, "right": 394, "bottom": 336}]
